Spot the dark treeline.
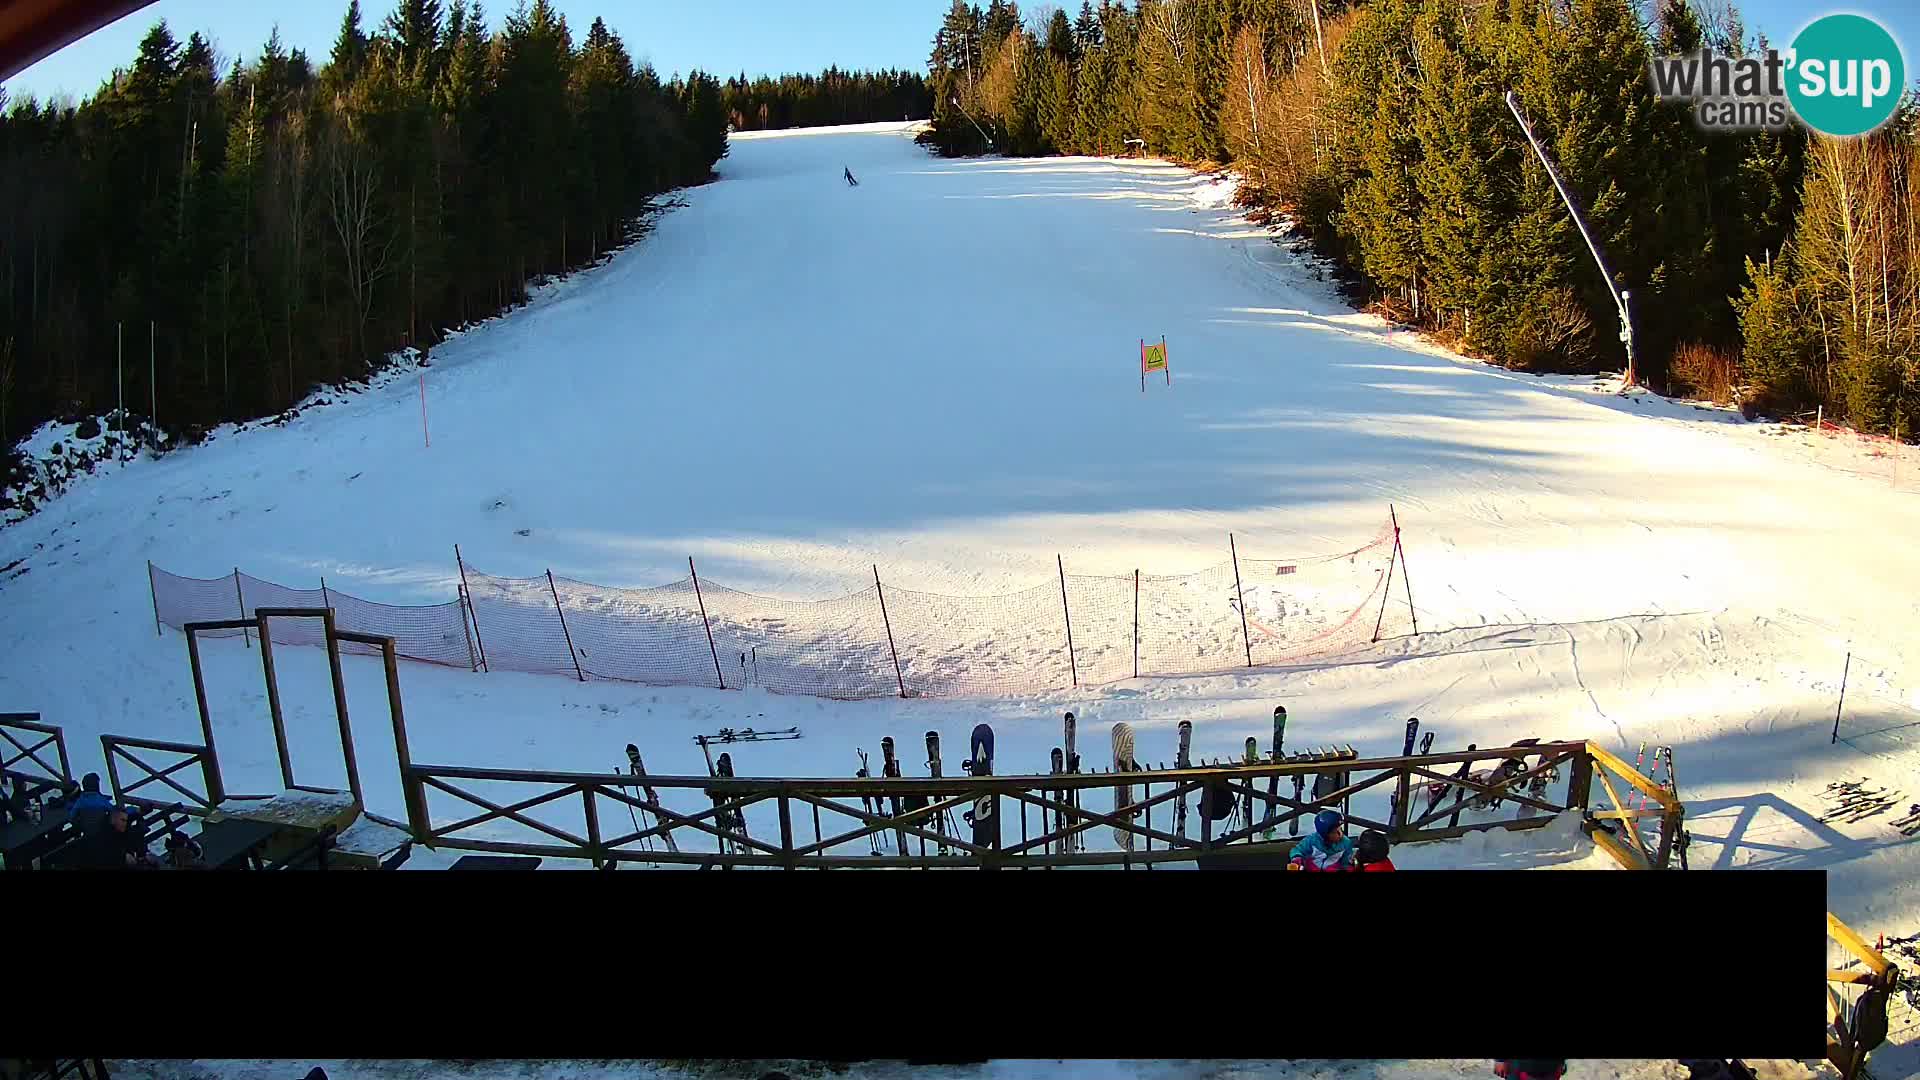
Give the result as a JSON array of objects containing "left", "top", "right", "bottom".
[
  {"left": 0, "top": 0, "right": 729, "bottom": 456},
  {"left": 918, "top": 0, "right": 1916, "bottom": 437},
  {"left": 722, "top": 68, "right": 931, "bottom": 131}
]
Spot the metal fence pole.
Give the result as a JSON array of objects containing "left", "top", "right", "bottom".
[
  {"left": 1057, "top": 555, "right": 1078, "bottom": 688},
  {"left": 455, "top": 544, "right": 488, "bottom": 672},
  {"left": 1833, "top": 651, "right": 1852, "bottom": 744},
  {"left": 233, "top": 568, "right": 251, "bottom": 648},
  {"left": 547, "top": 570, "right": 586, "bottom": 682},
  {"left": 1230, "top": 535, "right": 1252, "bottom": 668},
  {"left": 147, "top": 560, "right": 162, "bottom": 636},
  {"left": 690, "top": 556, "right": 726, "bottom": 690},
  {"left": 874, "top": 566, "right": 906, "bottom": 698},
  {"left": 1132, "top": 569, "right": 1140, "bottom": 679}
]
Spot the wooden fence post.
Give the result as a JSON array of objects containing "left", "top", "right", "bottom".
[
  {"left": 1057, "top": 555, "right": 1078, "bottom": 688},
  {"left": 690, "top": 556, "right": 726, "bottom": 690},
  {"left": 874, "top": 566, "right": 906, "bottom": 698},
  {"left": 1230, "top": 534, "right": 1252, "bottom": 667},
  {"left": 455, "top": 544, "right": 488, "bottom": 673},
  {"left": 547, "top": 570, "right": 585, "bottom": 682}
]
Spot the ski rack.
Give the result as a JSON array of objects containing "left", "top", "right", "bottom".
[{"left": 388, "top": 737, "right": 1688, "bottom": 870}]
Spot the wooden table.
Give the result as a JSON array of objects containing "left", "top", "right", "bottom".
[
  {"left": 194, "top": 816, "right": 284, "bottom": 870},
  {"left": 448, "top": 855, "right": 543, "bottom": 871}
]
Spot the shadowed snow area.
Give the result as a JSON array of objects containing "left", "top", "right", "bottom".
[{"left": 4, "top": 123, "right": 1920, "bottom": 923}]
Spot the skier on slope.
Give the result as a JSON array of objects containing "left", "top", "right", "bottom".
[
  {"left": 1287, "top": 808, "right": 1356, "bottom": 871},
  {"left": 844, "top": 165, "right": 858, "bottom": 186}
]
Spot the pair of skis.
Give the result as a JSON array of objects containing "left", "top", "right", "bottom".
[{"left": 617, "top": 743, "right": 680, "bottom": 860}]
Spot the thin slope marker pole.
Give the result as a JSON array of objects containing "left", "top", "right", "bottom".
[
  {"left": 1392, "top": 504, "right": 1417, "bottom": 636},
  {"left": 1833, "top": 651, "right": 1852, "bottom": 744},
  {"left": 148, "top": 560, "right": 163, "bottom": 636}
]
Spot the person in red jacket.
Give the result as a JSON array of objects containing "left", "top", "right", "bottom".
[{"left": 1355, "top": 828, "right": 1396, "bottom": 871}]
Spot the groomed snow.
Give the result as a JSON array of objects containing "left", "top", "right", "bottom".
[{"left": 4, "top": 122, "right": 1920, "bottom": 942}]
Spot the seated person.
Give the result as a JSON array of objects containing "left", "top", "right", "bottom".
[
  {"left": 0, "top": 775, "right": 33, "bottom": 824},
  {"left": 1288, "top": 809, "right": 1356, "bottom": 871},
  {"left": 1355, "top": 828, "right": 1396, "bottom": 871},
  {"left": 67, "top": 773, "right": 114, "bottom": 833},
  {"left": 65, "top": 804, "right": 151, "bottom": 869}
]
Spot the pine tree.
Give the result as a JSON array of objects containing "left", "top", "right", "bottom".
[{"left": 330, "top": 0, "right": 370, "bottom": 81}]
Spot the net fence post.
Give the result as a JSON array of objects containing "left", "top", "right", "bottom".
[
  {"left": 455, "top": 544, "right": 488, "bottom": 673},
  {"left": 547, "top": 569, "right": 585, "bottom": 682},
  {"left": 1230, "top": 534, "right": 1252, "bottom": 668},
  {"left": 690, "top": 556, "right": 726, "bottom": 690},
  {"left": 1373, "top": 518, "right": 1400, "bottom": 643},
  {"left": 233, "top": 568, "right": 251, "bottom": 648},
  {"left": 1057, "top": 554, "right": 1078, "bottom": 688},
  {"left": 1132, "top": 568, "right": 1140, "bottom": 680},
  {"left": 147, "top": 560, "right": 162, "bottom": 636},
  {"left": 874, "top": 565, "right": 906, "bottom": 698}
]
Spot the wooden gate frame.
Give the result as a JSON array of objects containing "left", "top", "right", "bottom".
[
  {"left": 392, "top": 738, "right": 1688, "bottom": 870},
  {"left": 181, "top": 606, "right": 372, "bottom": 808}
]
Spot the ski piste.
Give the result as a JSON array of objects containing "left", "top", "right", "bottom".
[
  {"left": 1388, "top": 717, "right": 1419, "bottom": 828},
  {"left": 1264, "top": 706, "right": 1286, "bottom": 839},
  {"left": 1064, "top": 712, "right": 1082, "bottom": 853},
  {"left": 1113, "top": 722, "right": 1138, "bottom": 850},
  {"left": 962, "top": 723, "right": 997, "bottom": 853},
  {"left": 925, "top": 730, "right": 953, "bottom": 856},
  {"left": 1175, "top": 720, "right": 1193, "bottom": 840},
  {"left": 623, "top": 742, "right": 678, "bottom": 855}
]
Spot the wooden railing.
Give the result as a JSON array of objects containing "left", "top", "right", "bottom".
[
  {"left": 395, "top": 739, "right": 1683, "bottom": 870},
  {"left": 1829, "top": 912, "right": 1899, "bottom": 1080},
  {"left": 100, "top": 734, "right": 222, "bottom": 817},
  {"left": 0, "top": 712, "right": 72, "bottom": 794},
  {"left": 1581, "top": 741, "right": 1686, "bottom": 870}
]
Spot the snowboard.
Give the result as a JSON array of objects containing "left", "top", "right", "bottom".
[
  {"left": 1113, "top": 721, "right": 1138, "bottom": 850},
  {"left": 1175, "top": 720, "right": 1193, "bottom": 839},
  {"left": 963, "top": 723, "right": 997, "bottom": 851},
  {"left": 1264, "top": 706, "right": 1286, "bottom": 838}
]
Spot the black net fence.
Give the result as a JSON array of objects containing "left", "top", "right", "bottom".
[{"left": 149, "top": 515, "right": 1403, "bottom": 699}]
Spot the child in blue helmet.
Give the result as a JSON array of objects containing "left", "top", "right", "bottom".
[{"left": 1288, "top": 808, "right": 1356, "bottom": 871}]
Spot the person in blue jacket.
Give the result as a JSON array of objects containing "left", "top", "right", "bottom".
[
  {"left": 67, "top": 773, "right": 113, "bottom": 832},
  {"left": 1288, "top": 808, "right": 1356, "bottom": 871}
]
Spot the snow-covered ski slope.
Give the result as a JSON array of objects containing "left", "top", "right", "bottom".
[{"left": 5, "top": 123, "right": 1920, "bottom": 894}]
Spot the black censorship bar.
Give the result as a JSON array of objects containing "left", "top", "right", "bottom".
[{"left": 11, "top": 868, "right": 1824, "bottom": 1060}]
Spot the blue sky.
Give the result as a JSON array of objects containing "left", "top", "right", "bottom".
[
  {"left": 3, "top": 0, "right": 1918, "bottom": 106},
  {"left": 3, "top": 0, "right": 956, "bottom": 103}
]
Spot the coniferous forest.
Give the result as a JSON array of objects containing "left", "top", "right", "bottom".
[
  {"left": 0, "top": 0, "right": 929, "bottom": 461},
  {"left": 920, "top": 0, "right": 1918, "bottom": 438}
]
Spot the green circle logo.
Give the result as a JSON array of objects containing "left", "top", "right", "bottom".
[{"left": 1787, "top": 14, "right": 1905, "bottom": 137}]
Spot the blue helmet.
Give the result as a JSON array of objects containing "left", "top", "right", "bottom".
[{"left": 1314, "top": 808, "right": 1344, "bottom": 839}]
